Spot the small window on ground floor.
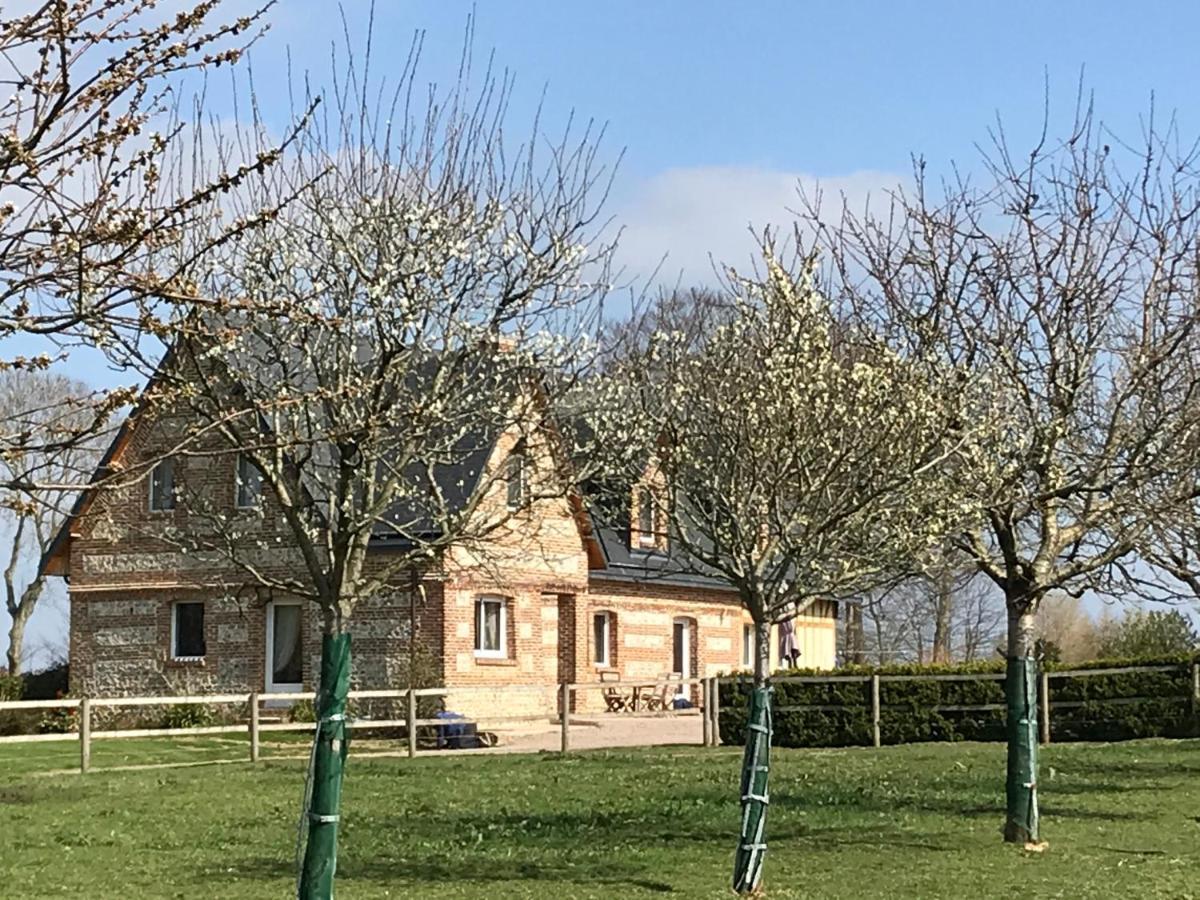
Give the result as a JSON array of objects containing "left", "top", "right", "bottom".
[
  {"left": 593, "top": 611, "right": 612, "bottom": 667},
  {"left": 172, "top": 601, "right": 206, "bottom": 659},
  {"left": 475, "top": 595, "right": 506, "bottom": 657},
  {"left": 742, "top": 623, "right": 753, "bottom": 668}
]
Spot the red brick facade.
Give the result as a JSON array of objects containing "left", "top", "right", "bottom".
[{"left": 52, "top": 408, "right": 838, "bottom": 716}]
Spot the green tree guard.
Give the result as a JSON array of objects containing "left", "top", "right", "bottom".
[
  {"left": 1004, "top": 655, "right": 1039, "bottom": 844},
  {"left": 732, "top": 685, "right": 772, "bottom": 894},
  {"left": 298, "top": 634, "right": 352, "bottom": 899}
]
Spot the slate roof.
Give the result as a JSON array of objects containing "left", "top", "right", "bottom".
[
  {"left": 587, "top": 522, "right": 737, "bottom": 591},
  {"left": 367, "top": 424, "right": 497, "bottom": 547},
  {"left": 43, "top": 337, "right": 737, "bottom": 595}
]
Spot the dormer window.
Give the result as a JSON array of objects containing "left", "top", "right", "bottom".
[
  {"left": 637, "top": 487, "right": 657, "bottom": 549},
  {"left": 149, "top": 459, "right": 176, "bottom": 512},
  {"left": 235, "top": 453, "right": 263, "bottom": 509},
  {"left": 506, "top": 451, "right": 526, "bottom": 510}
]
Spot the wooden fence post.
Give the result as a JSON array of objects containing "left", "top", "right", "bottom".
[
  {"left": 711, "top": 677, "right": 721, "bottom": 747},
  {"left": 701, "top": 678, "right": 712, "bottom": 747},
  {"left": 870, "top": 674, "right": 881, "bottom": 748},
  {"left": 1039, "top": 670, "right": 1051, "bottom": 745},
  {"left": 249, "top": 692, "right": 260, "bottom": 762},
  {"left": 79, "top": 698, "right": 91, "bottom": 774},
  {"left": 407, "top": 688, "right": 418, "bottom": 760},
  {"left": 560, "top": 683, "right": 571, "bottom": 754}
]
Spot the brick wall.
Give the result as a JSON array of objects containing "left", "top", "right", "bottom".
[
  {"left": 61, "top": 394, "right": 840, "bottom": 720},
  {"left": 70, "top": 589, "right": 265, "bottom": 696}
]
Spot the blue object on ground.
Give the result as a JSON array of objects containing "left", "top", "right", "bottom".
[{"left": 434, "top": 711, "right": 481, "bottom": 749}]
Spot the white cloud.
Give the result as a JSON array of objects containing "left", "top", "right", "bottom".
[{"left": 611, "top": 165, "right": 905, "bottom": 288}]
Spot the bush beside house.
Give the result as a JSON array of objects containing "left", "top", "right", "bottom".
[{"left": 718, "top": 656, "right": 1200, "bottom": 747}]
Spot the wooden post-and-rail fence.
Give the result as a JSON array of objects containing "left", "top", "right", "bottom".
[
  {"left": 710, "top": 662, "right": 1200, "bottom": 749},
  {"left": 3, "top": 665, "right": 1190, "bottom": 773},
  {"left": 0, "top": 678, "right": 720, "bottom": 773}
]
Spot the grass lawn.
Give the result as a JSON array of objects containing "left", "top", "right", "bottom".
[{"left": 2, "top": 737, "right": 1199, "bottom": 898}]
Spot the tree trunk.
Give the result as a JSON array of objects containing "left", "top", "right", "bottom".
[
  {"left": 297, "top": 628, "right": 352, "bottom": 899},
  {"left": 931, "top": 569, "right": 954, "bottom": 663},
  {"left": 732, "top": 618, "right": 772, "bottom": 895},
  {"left": 844, "top": 602, "right": 865, "bottom": 665},
  {"left": 5, "top": 562, "right": 42, "bottom": 676},
  {"left": 5, "top": 603, "right": 31, "bottom": 675},
  {"left": 1003, "top": 602, "right": 1040, "bottom": 845}
]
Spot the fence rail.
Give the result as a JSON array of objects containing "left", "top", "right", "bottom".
[
  {"left": 7, "top": 665, "right": 1187, "bottom": 773},
  {"left": 711, "top": 662, "right": 1200, "bottom": 749},
  {"left": 0, "top": 677, "right": 715, "bottom": 773}
]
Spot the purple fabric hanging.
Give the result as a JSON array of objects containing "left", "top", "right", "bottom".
[{"left": 779, "top": 617, "right": 798, "bottom": 665}]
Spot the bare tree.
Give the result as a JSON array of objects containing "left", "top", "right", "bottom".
[
  {"left": 809, "top": 101, "right": 1200, "bottom": 846},
  {"left": 1037, "top": 591, "right": 1103, "bottom": 663},
  {"left": 118, "top": 28, "right": 617, "bottom": 899},
  {"left": 954, "top": 578, "right": 1007, "bottom": 662},
  {"left": 1139, "top": 511, "right": 1200, "bottom": 601},
  {"left": 599, "top": 247, "right": 970, "bottom": 894},
  {"left": 849, "top": 566, "right": 1004, "bottom": 664},
  {"left": 0, "top": 370, "right": 100, "bottom": 673},
  {"left": 602, "top": 286, "right": 734, "bottom": 363},
  {"left": 0, "top": 1, "right": 310, "bottom": 469},
  {"left": 841, "top": 600, "right": 866, "bottom": 664}
]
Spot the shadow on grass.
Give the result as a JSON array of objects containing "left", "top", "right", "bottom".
[
  {"left": 218, "top": 854, "right": 679, "bottom": 894},
  {"left": 783, "top": 822, "right": 971, "bottom": 854},
  {"left": 0, "top": 785, "right": 37, "bottom": 805},
  {"left": 770, "top": 779, "right": 1155, "bottom": 824},
  {"left": 1054, "top": 759, "right": 1200, "bottom": 781},
  {"left": 199, "top": 746, "right": 1188, "bottom": 895}
]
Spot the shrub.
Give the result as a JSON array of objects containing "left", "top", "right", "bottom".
[
  {"left": 0, "top": 675, "right": 36, "bottom": 736},
  {"left": 718, "top": 655, "right": 1199, "bottom": 748},
  {"left": 162, "top": 704, "right": 216, "bottom": 730},
  {"left": 0, "top": 674, "right": 22, "bottom": 702},
  {"left": 289, "top": 699, "right": 316, "bottom": 723},
  {"left": 21, "top": 663, "right": 68, "bottom": 700},
  {"left": 37, "top": 692, "right": 77, "bottom": 734}
]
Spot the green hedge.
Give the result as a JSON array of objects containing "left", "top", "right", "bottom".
[{"left": 717, "top": 656, "right": 1200, "bottom": 748}]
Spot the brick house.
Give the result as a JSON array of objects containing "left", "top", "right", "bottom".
[{"left": 42, "top": 395, "right": 838, "bottom": 718}]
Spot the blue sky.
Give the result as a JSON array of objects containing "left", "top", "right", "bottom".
[
  {"left": 19, "top": 1, "right": 1200, "bottom": 660},
  {"left": 235, "top": 1, "right": 1200, "bottom": 284},
  {"left": 257, "top": 1, "right": 1200, "bottom": 178}
]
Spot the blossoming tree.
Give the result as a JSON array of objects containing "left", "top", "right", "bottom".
[
  {"left": 0, "top": 1, "right": 309, "bottom": 470},
  {"left": 600, "top": 247, "right": 970, "bottom": 894},
  {"left": 129, "top": 35, "right": 616, "bottom": 899},
  {"left": 808, "top": 106, "right": 1200, "bottom": 846}
]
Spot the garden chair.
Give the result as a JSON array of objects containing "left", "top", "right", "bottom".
[
  {"left": 600, "top": 670, "right": 629, "bottom": 712},
  {"left": 640, "top": 673, "right": 682, "bottom": 712}
]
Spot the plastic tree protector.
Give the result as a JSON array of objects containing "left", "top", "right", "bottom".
[
  {"left": 1004, "top": 656, "right": 1039, "bottom": 844},
  {"left": 732, "top": 685, "right": 772, "bottom": 894},
  {"left": 298, "top": 634, "right": 352, "bottom": 899}
]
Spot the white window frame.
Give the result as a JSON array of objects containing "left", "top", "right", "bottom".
[
  {"left": 672, "top": 617, "right": 691, "bottom": 697},
  {"left": 593, "top": 611, "right": 611, "bottom": 668},
  {"left": 149, "top": 459, "right": 176, "bottom": 512},
  {"left": 474, "top": 595, "right": 507, "bottom": 658},
  {"left": 235, "top": 453, "right": 263, "bottom": 509},
  {"left": 505, "top": 453, "right": 526, "bottom": 510},
  {"left": 742, "top": 624, "right": 753, "bottom": 668},
  {"left": 265, "top": 599, "right": 304, "bottom": 693},
  {"left": 637, "top": 487, "right": 656, "bottom": 548},
  {"left": 171, "top": 600, "right": 206, "bottom": 661}
]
